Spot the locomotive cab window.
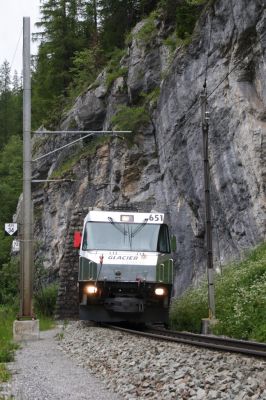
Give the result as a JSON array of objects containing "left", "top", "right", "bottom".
[
  {"left": 82, "top": 221, "right": 169, "bottom": 252},
  {"left": 157, "top": 224, "right": 171, "bottom": 253}
]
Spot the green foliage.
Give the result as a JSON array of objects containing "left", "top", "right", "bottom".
[
  {"left": 186, "top": 0, "right": 206, "bottom": 4},
  {"left": 158, "top": 0, "right": 206, "bottom": 44},
  {"left": 170, "top": 243, "right": 266, "bottom": 341},
  {"left": 0, "top": 136, "right": 22, "bottom": 268},
  {"left": 106, "top": 67, "right": 128, "bottom": 89},
  {"left": 0, "top": 61, "right": 22, "bottom": 150},
  {"left": 30, "top": 0, "right": 207, "bottom": 129},
  {"left": 111, "top": 105, "right": 150, "bottom": 133},
  {"left": 31, "top": 0, "right": 161, "bottom": 127},
  {"left": 0, "top": 136, "right": 22, "bottom": 220},
  {"left": 67, "top": 46, "right": 105, "bottom": 100},
  {"left": 0, "top": 258, "right": 19, "bottom": 305},
  {"left": 170, "top": 283, "right": 208, "bottom": 332},
  {"left": 32, "top": 0, "right": 98, "bottom": 128},
  {"left": 213, "top": 244, "right": 266, "bottom": 341},
  {"left": 34, "top": 283, "right": 58, "bottom": 317},
  {"left": 39, "top": 315, "right": 56, "bottom": 331},
  {"left": 105, "top": 48, "right": 128, "bottom": 89},
  {"left": 141, "top": 87, "right": 161, "bottom": 109},
  {"left": 50, "top": 136, "right": 111, "bottom": 179},
  {"left": 0, "top": 363, "right": 11, "bottom": 382},
  {"left": 49, "top": 154, "right": 78, "bottom": 179},
  {"left": 163, "top": 33, "right": 178, "bottom": 52},
  {"left": 0, "top": 306, "right": 18, "bottom": 364},
  {"left": 176, "top": 2, "right": 202, "bottom": 40},
  {"left": 136, "top": 11, "right": 159, "bottom": 43},
  {"left": 99, "top": 0, "right": 159, "bottom": 51}
]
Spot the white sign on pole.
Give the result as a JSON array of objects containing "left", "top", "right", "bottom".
[
  {"left": 4, "top": 223, "right": 18, "bottom": 236},
  {"left": 12, "top": 240, "right": 20, "bottom": 253}
]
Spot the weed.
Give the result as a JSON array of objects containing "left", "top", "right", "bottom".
[{"left": 56, "top": 332, "right": 64, "bottom": 341}]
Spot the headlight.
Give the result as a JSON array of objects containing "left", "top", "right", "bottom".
[
  {"left": 86, "top": 285, "right": 98, "bottom": 294},
  {"left": 155, "top": 287, "right": 165, "bottom": 296}
]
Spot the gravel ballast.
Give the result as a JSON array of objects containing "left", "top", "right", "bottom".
[
  {"left": 59, "top": 322, "right": 266, "bottom": 400},
  {"left": 1, "top": 322, "right": 266, "bottom": 400}
]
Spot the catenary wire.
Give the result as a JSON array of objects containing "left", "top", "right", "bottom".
[
  {"left": 10, "top": 28, "right": 23, "bottom": 73},
  {"left": 156, "top": 27, "right": 266, "bottom": 155}
]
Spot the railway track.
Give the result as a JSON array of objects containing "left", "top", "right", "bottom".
[{"left": 106, "top": 324, "right": 266, "bottom": 359}]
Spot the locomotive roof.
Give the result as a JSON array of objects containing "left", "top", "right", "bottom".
[{"left": 84, "top": 210, "right": 165, "bottom": 224}]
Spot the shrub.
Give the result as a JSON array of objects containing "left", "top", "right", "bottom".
[
  {"left": 111, "top": 105, "right": 150, "bottom": 135},
  {"left": 170, "top": 243, "right": 266, "bottom": 341},
  {"left": 170, "top": 283, "right": 208, "bottom": 332},
  {"left": 213, "top": 244, "right": 266, "bottom": 341},
  {"left": 34, "top": 283, "right": 58, "bottom": 317}
]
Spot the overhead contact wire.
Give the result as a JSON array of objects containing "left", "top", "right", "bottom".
[
  {"left": 10, "top": 27, "right": 23, "bottom": 73},
  {"left": 157, "top": 23, "right": 266, "bottom": 156}
]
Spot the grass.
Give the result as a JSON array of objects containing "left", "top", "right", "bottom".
[
  {"left": 0, "top": 363, "right": 11, "bottom": 382},
  {"left": 170, "top": 242, "right": 266, "bottom": 341},
  {"left": 38, "top": 315, "right": 56, "bottom": 331},
  {"left": 0, "top": 307, "right": 18, "bottom": 365}
]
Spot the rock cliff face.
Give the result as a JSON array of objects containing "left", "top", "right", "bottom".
[{"left": 32, "top": 0, "right": 266, "bottom": 314}]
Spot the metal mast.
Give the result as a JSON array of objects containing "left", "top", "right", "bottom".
[
  {"left": 201, "top": 91, "right": 215, "bottom": 320},
  {"left": 21, "top": 17, "right": 33, "bottom": 318}
]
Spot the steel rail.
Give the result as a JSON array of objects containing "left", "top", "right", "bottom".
[{"left": 106, "top": 325, "right": 266, "bottom": 359}]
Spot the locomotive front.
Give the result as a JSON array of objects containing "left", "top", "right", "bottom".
[{"left": 78, "top": 210, "right": 173, "bottom": 324}]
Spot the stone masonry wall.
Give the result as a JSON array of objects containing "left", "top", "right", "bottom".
[{"left": 55, "top": 208, "right": 88, "bottom": 319}]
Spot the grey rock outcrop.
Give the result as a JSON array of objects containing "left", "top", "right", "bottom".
[{"left": 32, "top": 0, "right": 266, "bottom": 316}]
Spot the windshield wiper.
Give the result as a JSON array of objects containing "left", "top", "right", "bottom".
[
  {"left": 131, "top": 218, "right": 148, "bottom": 237},
  {"left": 108, "top": 217, "right": 128, "bottom": 235},
  {"left": 108, "top": 217, "right": 148, "bottom": 250}
]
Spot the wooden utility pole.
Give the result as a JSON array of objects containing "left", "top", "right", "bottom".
[{"left": 201, "top": 91, "right": 215, "bottom": 320}]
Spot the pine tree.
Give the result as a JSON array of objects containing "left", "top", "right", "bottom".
[
  {"left": 0, "top": 135, "right": 22, "bottom": 267},
  {"left": 98, "top": 0, "right": 159, "bottom": 51},
  {"left": 32, "top": 0, "right": 99, "bottom": 127},
  {"left": 0, "top": 61, "right": 17, "bottom": 148}
]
